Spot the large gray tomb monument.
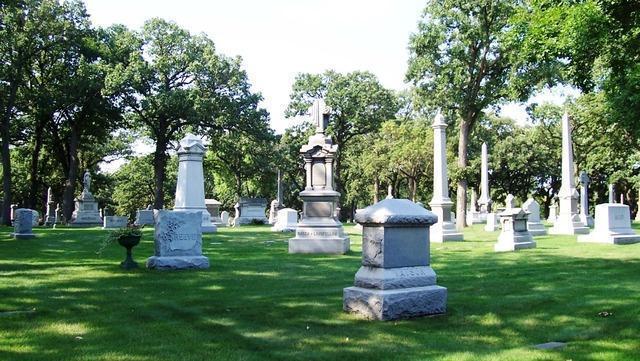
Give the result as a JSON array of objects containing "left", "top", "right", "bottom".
[
  {"left": 343, "top": 199, "right": 447, "bottom": 320},
  {"left": 288, "top": 99, "right": 350, "bottom": 254}
]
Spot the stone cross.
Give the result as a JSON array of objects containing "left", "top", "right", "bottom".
[{"left": 310, "top": 99, "right": 330, "bottom": 134}]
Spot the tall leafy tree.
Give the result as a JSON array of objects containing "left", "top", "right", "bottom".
[
  {"left": 407, "top": 0, "right": 525, "bottom": 229},
  {"left": 286, "top": 70, "right": 398, "bottom": 215}
]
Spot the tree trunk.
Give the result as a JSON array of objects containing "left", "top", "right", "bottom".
[
  {"left": 27, "top": 116, "right": 46, "bottom": 209},
  {"left": 62, "top": 127, "right": 80, "bottom": 222},
  {"left": 456, "top": 119, "right": 471, "bottom": 230},
  {"left": 153, "top": 138, "right": 168, "bottom": 210},
  {"left": 1, "top": 83, "right": 19, "bottom": 225},
  {"left": 373, "top": 177, "right": 379, "bottom": 203}
]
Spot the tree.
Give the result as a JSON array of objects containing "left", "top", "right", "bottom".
[
  {"left": 407, "top": 0, "right": 525, "bottom": 229},
  {"left": 108, "top": 18, "right": 268, "bottom": 209},
  {"left": 286, "top": 70, "right": 398, "bottom": 216}
]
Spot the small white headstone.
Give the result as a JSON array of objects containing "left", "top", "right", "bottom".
[
  {"left": 522, "top": 198, "right": 547, "bottom": 236},
  {"left": 103, "top": 216, "right": 129, "bottom": 229},
  {"left": 578, "top": 204, "right": 640, "bottom": 244},
  {"left": 271, "top": 208, "right": 298, "bottom": 232}
]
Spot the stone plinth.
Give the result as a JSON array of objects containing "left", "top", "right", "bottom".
[
  {"left": 147, "top": 210, "right": 209, "bottom": 270},
  {"left": 12, "top": 208, "right": 36, "bottom": 239},
  {"left": 288, "top": 99, "right": 349, "bottom": 254},
  {"left": 495, "top": 208, "right": 536, "bottom": 252},
  {"left": 522, "top": 198, "right": 547, "bottom": 236},
  {"left": 174, "top": 134, "right": 216, "bottom": 233},
  {"left": 135, "top": 210, "right": 154, "bottom": 226},
  {"left": 70, "top": 193, "right": 102, "bottom": 227},
  {"left": 103, "top": 216, "right": 128, "bottom": 229},
  {"left": 271, "top": 208, "right": 298, "bottom": 232},
  {"left": 578, "top": 204, "right": 640, "bottom": 244},
  {"left": 234, "top": 197, "right": 268, "bottom": 225},
  {"left": 343, "top": 199, "right": 446, "bottom": 320},
  {"left": 205, "top": 199, "right": 222, "bottom": 224}
]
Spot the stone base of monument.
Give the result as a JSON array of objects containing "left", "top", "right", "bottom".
[
  {"left": 11, "top": 232, "right": 35, "bottom": 239},
  {"left": 527, "top": 221, "right": 547, "bottom": 236},
  {"left": 288, "top": 228, "right": 350, "bottom": 254},
  {"left": 146, "top": 256, "right": 210, "bottom": 270},
  {"left": 579, "top": 213, "right": 594, "bottom": 228},
  {"left": 577, "top": 204, "right": 640, "bottom": 245},
  {"left": 549, "top": 213, "right": 590, "bottom": 235},
  {"left": 430, "top": 222, "right": 463, "bottom": 242},
  {"left": 234, "top": 216, "right": 268, "bottom": 226},
  {"left": 343, "top": 284, "right": 447, "bottom": 321},
  {"left": 70, "top": 195, "right": 102, "bottom": 227},
  {"left": 494, "top": 237, "right": 536, "bottom": 252}
]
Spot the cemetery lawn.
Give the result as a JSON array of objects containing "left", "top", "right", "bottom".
[{"left": 1, "top": 224, "right": 639, "bottom": 361}]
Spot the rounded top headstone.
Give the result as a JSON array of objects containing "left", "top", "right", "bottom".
[{"left": 355, "top": 199, "right": 437, "bottom": 226}]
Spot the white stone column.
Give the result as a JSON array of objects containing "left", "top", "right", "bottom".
[
  {"left": 608, "top": 184, "right": 615, "bottom": 203},
  {"left": 325, "top": 158, "right": 333, "bottom": 190},
  {"left": 550, "top": 113, "right": 588, "bottom": 235},
  {"left": 579, "top": 171, "right": 594, "bottom": 227},
  {"left": 429, "top": 112, "right": 463, "bottom": 242},
  {"left": 478, "top": 142, "right": 492, "bottom": 212},
  {"left": 174, "top": 133, "right": 216, "bottom": 233},
  {"left": 304, "top": 160, "right": 312, "bottom": 190}
]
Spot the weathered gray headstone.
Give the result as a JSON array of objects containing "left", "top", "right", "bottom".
[
  {"left": 579, "top": 171, "right": 594, "bottom": 227},
  {"left": 146, "top": 210, "right": 209, "bottom": 270},
  {"left": 103, "top": 216, "right": 129, "bottom": 229},
  {"left": 234, "top": 198, "right": 268, "bottom": 226},
  {"left": 495, "top": 208, "right": 536, "bottom": 252},
  {"left": 134, "top": 209, "right": 154, "bottom": 226},
  {"left": 12, "top": 208, "right": 35, "bottom": 239},
  {"left": 343, "top": 199, "right": 446, "bottom": 320}
]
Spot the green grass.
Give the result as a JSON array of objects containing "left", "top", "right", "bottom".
[{"left": 0, "top": 222, "right": 639, "bottom": 360}]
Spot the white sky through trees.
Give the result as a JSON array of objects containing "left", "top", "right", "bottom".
[{"left": 85, "top": 0, "right": 576, "bottom": 172}]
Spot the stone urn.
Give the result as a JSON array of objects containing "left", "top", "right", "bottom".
[{"left": 118, "top": 235, "right": 141, "bottom": 270}]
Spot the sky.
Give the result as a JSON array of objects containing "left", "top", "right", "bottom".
[{"left": 85, "top": 0, "right": 577, "bottom": 172}]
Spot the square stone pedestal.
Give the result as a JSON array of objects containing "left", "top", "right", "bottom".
[
  {"left": 494, "top": 208, "right": 536, "bottom": 252},
  {"left": 70, "top": 194, "right": 102, "bottom": 227},
  {"left": 578, "top": 204, "right": 640, "bottom": 245}
]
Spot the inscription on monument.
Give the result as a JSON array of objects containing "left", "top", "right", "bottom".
[
  {"left": 306, "top": 202, "right": 332, "bottom": 218},
  {"left": 312, "top": 162, "right": 326, "bottom": 187}
]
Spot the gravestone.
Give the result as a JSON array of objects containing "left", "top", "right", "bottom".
[
  {"left": 44, "top": 187, "right": 56, "bottom": 226},
  {"left": 466, "top": 189, "right": 486, "bottom": 225},
  {"left": 271, "top": 208, "right": 298, "bottom": 232},
  {"left": 289, "top": 99, "right": 350, "bottom": 254},
  {"left": 547, "top": 203, "right": 558, "bottom": 223},
  {"left": 173, "top": 134, "right": 216, "bottom": 233},
  {"left": 54, "top": 203, "right": 63, "bottom": 225},
  {"left": 608, "top": 184, "right": 615, "bottom": 203},
  {"left": 220, "top": 211, "right": 230, "bottom": 226},
  {"left": 103, "top": 216, "right": 129, "bottom": 229},
  {"left": 495, "top": 208, "right": 536, "bottom": 252},
  {"left": 550, "top": 112, "right": 589, "bottom": 235},
  {"left": 579, "top": 171, "right": 594, "bottom": 227},
  {"left": 343, "top": 199, "right": 446, "bottom": 320},
  {"left": 134, "top": 209, "right": 154, "bottom": 226},
  {"left": 522, "top": 198, "right": 547, "bottom": 236},
  {"left": 268, "top": 169, "right": 284, "bottom": 224},
  {"left": 146, "top": 210, "right": 210, "bottom": 269},
  {"left": 12, "top": 208, "right": 36, "bottom": 239},
  {"left": 233, "top": 198, "right": 268, "bottom": 225},
  {"left": 205, "top": 199, "right": 222, "bottom": 224},
  {"left": 70, "top": 170, "right": 103, "bottom": 227},
  {"left": 578, "top": 204, "right": 640, "bottom": 244},
  {"left": 484, "top": 212, "right": 499, "bottom": 232},
  {"left": 429, "top": 112, "right": 463, "bottom": 242},
  {"left": 30, "top": 210, "right": 40, "bottom": 226}
]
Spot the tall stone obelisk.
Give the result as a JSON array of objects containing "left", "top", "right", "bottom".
[
  {"left": 478, "top": 143, "right": 492, "bottom": 213},
  {"left": 430, "top": 112, "right": 463, "bottom": 242},
  {"left": 288, "top": 99, "right": 350, "bottom": 254},
  {"left": 550, "top": 113, "right": 589, "bottom": 235},
  {"left": 174, "top": 134, "right": 217, "bottom": 233}
]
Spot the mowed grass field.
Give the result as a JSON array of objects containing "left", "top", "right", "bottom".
[{"left": 0, "top": 222, "right": 638, "bottom": 360}]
